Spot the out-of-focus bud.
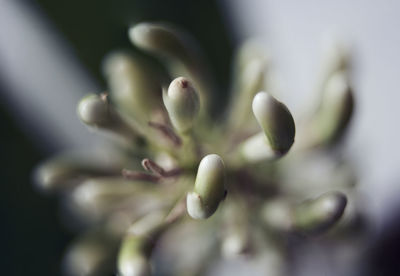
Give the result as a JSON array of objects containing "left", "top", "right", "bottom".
[
  {"left": 34, "top": 157, "right": 118, "bottom": 192},
  {"left": 63, "top": 229, "right": 119, "bottom": 276},
  {"left": 252, "top": 92, "right": 295, "bottom": 154},
  {"left": 118, "top": 212, "right": 166, "bottom": 276},
  {"left": 77, "top": 94, "right": 140, "bottom": 142},
  {"left": 228, "top": 40, "right": 269, "bottom": 130},
  {"left": 311, "top": 71, "right": 354, "bottom": 146},
  {"left": 187, "top": 154, "right": 226, "bottom": 219},
  {"left": 118, "top": 235, "right": 151, "bottom": 276},
  {"left": 128, "top": 22, "right": 212, "bottom": 112},
  {"left": 128, "top": 23, "right": 194, "bottom": 67},
  {"left": 163, "top": 77, "right": 200, "bottom": 133},
  {"left": 260, "top": 198, "right": 293, "bottom": 232},
  {"left": 34, "top": 159, "right": 85, "bottom": 192},
  {"left": 70, "top": 178, "right": 166, "bottom": 222},
  {"left": 102, "top": 52, "right": 164, "bottom": 122},
  {"left": 78, "top": 94, "right": 111, "bottom": 127},
  {"left": 293, "top": 191, "right": 347, "bottom": 234}
]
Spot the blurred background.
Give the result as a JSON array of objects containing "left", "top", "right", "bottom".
[{"left": 1, "top": 0, "right": 400, "bottom": 275}]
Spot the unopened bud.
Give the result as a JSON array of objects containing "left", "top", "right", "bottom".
[
  {"left": 118, "top": 212, "right": 167, "bottom": 276},
  {"left": 187, "top": 154, "right": 226, "bottom": 219},
  {"left": 118, "top": 235, "right": 151, "bottom": 276},
  {"left": 78, "top": 94, "right": 111, "bottom": 127},
  {"left": 163, "top": 77, "right": 200, "bottom": 133},
  {"left": 252, "top": 92, "right": 295, "bottom": 154},
  {"left": 313, "top": 71, "right": 354, "bottom": 146},
  {"left": 63, "top": 229, "right": 118, "bottom": 276},
  {"left": 294, "top": 191, "right": 347, "bottom": 234},
  {"left": 129, "top": 23, "right": 193, "bottom": 69},
  {"left": 77, "top": 94, "right": 139, "bottom": 142},
  {"left": 102, "top": 52, "right": 164, "bottom": 121}
]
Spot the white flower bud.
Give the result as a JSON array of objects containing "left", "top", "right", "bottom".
[
  {"left": 78, "top": 94, "right": 111, "bottom": 127},
  {"left": 128, "top": 23, "right": 193, "bottom": 68},
  {"left": 118, "top": 235, "right": 151, "bottom": 276},
  {"left": 294, "top": 191, "right": 347, "bottom": 234},
  {"left": 63, "top": 230, "right": 118, "bottom": 276},
  {"left": 252, "top": 92, "right": 295, "bottom": 154},
  {"left": 102, "top": 52, "right": 164, "bottom": 122},
  {"left": 312, "top": 71, "right": 354, "bottom": 146},
  {"left": 163, "top": 77, "right": 200, "bottom": 133},
  {"left": 77, "top": 94, "right": 140, "bottom": 142},
  {"left": 187, "top": 154, "right": 226, "bottom": 219}
]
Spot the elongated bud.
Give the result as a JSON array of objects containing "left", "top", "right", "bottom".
[
  {"left": 70, "top": 178, "right": 165, "bottom": 221},
  {"left": 129, "top": 22, "right": 212, "bottom": 112},
  {"left": 163, "top": 77, "right": 200, "bottom": 133},
  {"left": 312, "top": 71, "right": 354, "bottom": 146},
  {"left": 102, "top": 52, "right": 164, "bottom": 122},
  {"left": 77, "top": 94, "right": 139, "bottom": 142},
  {"left": 252, "top": 92, "right": 295, "bottom": 154},
  {"left": 118, "top": 235, "right": 151, "bottom": 276},
  {"left": 187, "top": 154, "right": 226, "bottom": 219},
  {"left": 293, "top": 191, "right": 347, "bottom": 234},
  {"left": 118, "top": 212, "right": 166, "bottom": 276},
  {"left": 260, "top": 198, "right": 293, "bottom": 232},
  {"left": 228, "top": 40, "right": 269, "bottom": 130},
  {"left": 34, "top": 155, "right": 124, "bottom": 193},
  {"left": 129, "top": 23, "right": 196, "bottom": 72},
  {"left": 63, "top": 229, "right": 119, "bottom": 276},
  {"left": 34, "top": 159, "right": 85, "bottom": 192}
]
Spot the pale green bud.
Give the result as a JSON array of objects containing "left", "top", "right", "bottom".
[
  {"left": 260, "top": 198, "right": 293, "bottom": 232},
  {"left": 78, "top": 94, "right": 111, "bottom": 127},
  {"left": 187, "top": 154, "right": 226, "bottom": 219},
  {"left": 34, "top": 159, "right": 83, "bottom": 192},
  {"left": 102, "top": 52, "right": 164, "bottom": 122},
  {"left": 34, "top": 157, "right": 116, "bottom": 192},
  {"left": 313, "top": 71, "right": 354, "bottom": 146},
  {"left": 294, "top": 191, "right": 347, "bottom": 234},
  {"left": 63, "top": 229, "right": 119, "bottom": 276},
  {"left": 128, "top": 23, "right": 195, "bottom": 70},
  {"left": 118, "top": 235, "right": 151, "bottom": 276},
  {"left": 77, "top": 94, "right": 140, "bottom": 142},
  {"left": 163, "top": 77, "right": 200, "bottom": 133},
  {"left": 128, "top": 22, "right": 212, "bottom": 113},
  {"left": 252, "top": 92, "right": 295, "bottom": 154},
  {"left": 117, "top": 212, "right": 167, "bottom": 276}
]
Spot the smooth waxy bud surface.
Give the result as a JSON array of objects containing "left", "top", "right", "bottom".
[
  {"left": 294, "top": 191, "right": 347, "bottom": 234},
  {"left": 187, "top": 154, "right": 226, "bottom": 219},
  {"left": 78, "top": 94, "right": 111, "bottom": 127},
  {"left": 163, "top": 77, "right": 199, "bottom": 133},
  {"left": 252, "top": 92, "right": 295, "bottom": 154}
]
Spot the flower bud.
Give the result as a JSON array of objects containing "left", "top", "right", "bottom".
[
  {"left": 163, "top": 77, "right": 200, "bottom": 133},
  {"left": 78, "top": 94, "right": 111, "bottom": 127},
  {"left": 252, "top": 92, "right": 295, "bottom": 154},
  {"left": 187, "top": 154, "right": 226, "bottom": 219},
  {"left": 118, "top": 235, "right": 151, "bottom": 276},
  {"left": 293, "top": 191, "right": 347, "bottom": 234},
  {"left": 63, "top": 229, "right": 119, "bottom": 276},
  {"left": 102, "top": 51, "right": 164, "bottom": 122},
  {"left": 312, "top": 71, "right": 354, "bottom": 146},
  {"left": 129, "top": 22, "right": 212, "bottom": 113},
  {"left": 117, "top": 212, "right": 167, "bottom": 276},
  {"left": 260, "top": 198, "right": 293, "bottom": 232},
  {"left": 77, "top": 94, "right": 139, "bottom": 142},
  {"left": 129, "top": 23, "right": 194, "bottom": 70}
]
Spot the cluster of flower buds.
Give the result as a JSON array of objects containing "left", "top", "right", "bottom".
[{"left": 35, "top": 22, "right": 359, "bottom": 276}]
